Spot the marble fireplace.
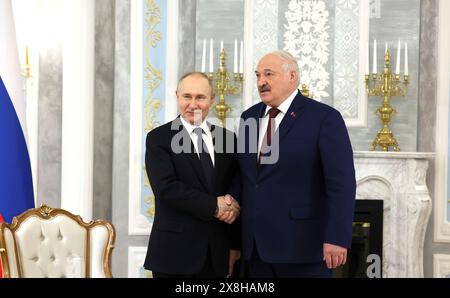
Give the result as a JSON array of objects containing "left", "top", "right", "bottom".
[{"left": 354, "top": 152, "right": 434, "bottom": 278}]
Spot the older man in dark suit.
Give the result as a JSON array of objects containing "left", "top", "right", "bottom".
[
  {"left": 144, "top": 72, "right": 241, "bottom": 278},
  {"left": 235, "top": 51, "right": 356, "bottom": 278}
]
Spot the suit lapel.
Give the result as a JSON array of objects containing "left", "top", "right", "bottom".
[
  {"left": 256, "top": 93, "right": 307, "bottom": 182},
  {"left": 277, "top": 92, "right": 306, "bottom": 143},
  {"left": 172, "top": 118, "right": 211, "bottom": 191}
]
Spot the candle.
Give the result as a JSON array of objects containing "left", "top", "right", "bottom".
[
  {"left": 234, "top": 40, "right": 238, "bottom": 73},
  {"left": 220, "top": 40, "right": 224, "bottom": 52},
  {"left": 385, "top": 42, "right": 388, "bottom": 54},
  {"left": 396, "top": 40, "right": 401, "bottom": 74},
  {"left": 405, "top": 43, "right": 408, "bottom": 76},
  {"left": 201, "top": 39, "right": 206, "bottom": 73},
  {"left": 373, "top": 39, "right": 377, "bottom": 74},
  {"left": 239, "top": 41, "right": 244, "bottom": 74},
  {"left": 209, "top": 39, "right": 214, "bottom": 73}
]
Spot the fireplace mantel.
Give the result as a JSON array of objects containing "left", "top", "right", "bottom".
[{"left": 353, "top": 151, "right": 435, "bottom": 277}]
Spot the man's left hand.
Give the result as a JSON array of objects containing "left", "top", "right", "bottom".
[{"left": 323, "top": 243, "right": 347, "bottom": 269}]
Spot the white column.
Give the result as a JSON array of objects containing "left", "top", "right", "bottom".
[
  {"left": 242, "top": 0, "right": 254, "bottom": 110},
  {"left": 434, "top": 0, "right": 450, "bottom": 243},
  {"left": 61, "top": 0, "right": 94, "bottom": 221}
]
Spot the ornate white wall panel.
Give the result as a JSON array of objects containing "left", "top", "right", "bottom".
[
  {"left": 333, "top": 0, "right": 369, "bottom": 126},
  {"left": 283, "top": 0, "right": 330, "bottom": 101},
  {"left": 129, "top": 0, "right": 178, "bottom": 236}
]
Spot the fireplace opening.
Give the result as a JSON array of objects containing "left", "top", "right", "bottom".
[{"left": 334, "top": 199, "right": 383, "bottom": 278}]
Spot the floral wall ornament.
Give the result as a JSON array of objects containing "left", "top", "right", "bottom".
[
  {"left": 142, "top": 0, "right": 164, "bottom": 220},
  {"left": 283, "top": 0, "right": 331, "bottom": 101}
]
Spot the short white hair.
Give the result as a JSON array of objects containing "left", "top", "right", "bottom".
[{"left": 267, "top": 50, "right": 300, "bottom": 85}]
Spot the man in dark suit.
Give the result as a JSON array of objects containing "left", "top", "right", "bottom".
[
  {"left": 144, "top": 72, "right": 241, "bottom": 278},
  {"left": 235, "top": 51, "right": 356, "bottom": 278}
]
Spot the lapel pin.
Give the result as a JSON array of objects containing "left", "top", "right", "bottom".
[{"left": 291, "top": 112, "right": 297, "bottom": 118}]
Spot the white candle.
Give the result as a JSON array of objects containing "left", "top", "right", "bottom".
[
  {"left": 405, "top": 43, "right": 409, "bottom": 76},
  {"left": 201, "top": 39, "right": 207, "bottom": 73},
  {"left": 234, "top": 40, "right": 238, "bottom": 73},
  {"left": 385, "top": 42, "right": 388, "bottom": 54},
  {"left": 396, "top": 40, "right": 401, "bottom": 74},
  {"left": 373, "top": 39, "right": 377, "bottom": 74},
  {"left": 209, "top": 39, "right": 214, "bottom": 73},
  {"left": 220, "top": 40, "right": 224, "bottom": 52},
  {"left": 239, "top": 41, "right": 244, "bottom": 74}
]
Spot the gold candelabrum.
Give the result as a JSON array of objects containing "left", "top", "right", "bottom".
[
  {"left": 207, "top": 49, "right": 244, "bottom": 127},
  {"left": 365, "top": 50, "right": 409, "bottom": 152}
]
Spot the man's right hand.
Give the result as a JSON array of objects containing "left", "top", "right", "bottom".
[{"left": 215, "top": 195, "right": 240, "bottom": 224}]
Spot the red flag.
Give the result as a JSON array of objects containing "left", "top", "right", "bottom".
[{"left": 0, "top": 212, "right": 3, "bottom": 278}]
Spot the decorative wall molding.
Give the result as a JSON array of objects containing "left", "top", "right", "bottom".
[
  {"left": 251, "top": 0, "right": 278, "bottom": 106},
  {"left": 282, "top": 0, "right": 368, "bottom": 126},
  {"left": 129, "top": 0, "right": 179, "bottom": 236},
  {"left": 434, "top": 0, "right": 450, "bottom": 243},
  {"left": 354, "top": 152, "right": 434, "bottom": 277},
  {"left": 128, "top": 247, "right": 151, "bottom": 278},
  {"left": 333, "top": 0, "right": 369, "bottom": 127},
  {"left": 433, "top": 254, "right": 450, "bottom": 278},
  {"left": 283, "top": 0, "right": 330, "bottom": 102},
  {"left": 129, "top": 0, "right": 149, "bottom": 235}
]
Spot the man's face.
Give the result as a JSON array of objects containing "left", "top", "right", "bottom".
[
  {"left": 255, "top": 54, "right": 297, "bottom": 107},
  {"left": 177, "top": 75, "right": 214, "bottom": 125}
]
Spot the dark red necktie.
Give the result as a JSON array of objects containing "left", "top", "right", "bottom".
[{"left": 258, "top": 107, "right": 281, "bottom": 164}]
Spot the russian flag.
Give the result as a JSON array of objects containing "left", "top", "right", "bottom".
[
  {"left": 0, "top": 0, "right": 35, "bottom": 224},
  {"left": 0, "top": 212, "right": 3, "bottom": 277}
]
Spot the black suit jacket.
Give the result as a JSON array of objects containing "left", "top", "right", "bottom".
[{"left": 143, "top": 117, "right": 239, "bottom": 276}]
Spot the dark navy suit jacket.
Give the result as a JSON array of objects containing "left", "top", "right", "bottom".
[
  {"left": 144, "top": 117, "right": 239, "bottom": 275},
  {"left": 236, "top": 92, "right": 356, "bottom": 264}
]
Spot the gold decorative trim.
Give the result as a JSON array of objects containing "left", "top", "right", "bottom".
[
  {"left": 0, "top": 204, "right": 116, "bottom": 278},
  {"left": 0, "top": 225, "right": 11, "bottom": 278},
  {"left": 142, "top": 0, "right": 163, "bottom": 219}
]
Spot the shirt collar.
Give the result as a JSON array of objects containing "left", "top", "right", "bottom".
[
  {"left": 264, "top": 89, "right": 299, "bottom": 116},
  {"left": 180, "top": 116, "right": 211, "bottom": 136}
]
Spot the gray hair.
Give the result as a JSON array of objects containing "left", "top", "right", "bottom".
[
  {"left": 267, "top": 50, "right": 300, "bottom": 85},
  {"left": 176, "top": 72, "right": 215, "bottom": 96}
]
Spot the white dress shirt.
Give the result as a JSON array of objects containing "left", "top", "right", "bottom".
[
  {"left": 258, "top": 89, "right": 299, "bottom": 157},
  {"left": 180, "top": 116, "right": 215, "bottom": 166}
]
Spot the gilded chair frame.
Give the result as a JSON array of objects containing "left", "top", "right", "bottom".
[{"left": 0, "top": 204, "right": 115, "bottom": 278}]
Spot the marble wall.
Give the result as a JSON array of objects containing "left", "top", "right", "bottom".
[
  {"left": 93, "top": 0, "right": 115, "bottom": 221},
  {"left": 37, "top": 44, "right": 62, "bottom": 208}
]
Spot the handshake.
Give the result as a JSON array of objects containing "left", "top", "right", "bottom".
[{"left": 214, "top": 194, "right": 240, "bottom": 224}]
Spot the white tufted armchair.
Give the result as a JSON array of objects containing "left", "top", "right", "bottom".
[{"left": 0, "top": 205, "right": 115, "bottom": 278}]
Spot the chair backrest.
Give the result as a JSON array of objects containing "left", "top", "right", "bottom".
[{"left": 0, "top": 205, "right": 115, "bottom": 278}]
